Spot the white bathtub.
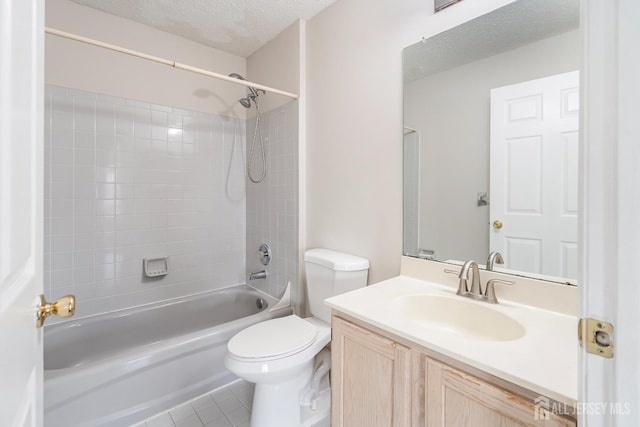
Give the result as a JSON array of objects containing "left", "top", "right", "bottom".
[{"left": 44, "top": 285, "right": 290, "bottom": 427}]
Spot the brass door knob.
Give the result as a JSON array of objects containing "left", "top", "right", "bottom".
[
  {"left": 36, "top": 294, "right": 75, "bottom": 328},
  {"left": 492, "top": 220, "right": 503, "bottom": 230}
]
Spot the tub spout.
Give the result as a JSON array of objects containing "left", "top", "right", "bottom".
[{"left": 249, "top": 270, "right": 267, "bottom": 280}]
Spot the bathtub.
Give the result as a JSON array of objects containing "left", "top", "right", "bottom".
[{"left": 44, "top": 285, "right": 291, "bottom": 427}]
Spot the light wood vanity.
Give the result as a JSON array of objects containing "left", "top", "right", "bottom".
[
  {"left": 326, "top": 259, "right": 578, "bottom": 427},
  {"left": 331, "top": 312, "right": 576, "bottom": 427}
]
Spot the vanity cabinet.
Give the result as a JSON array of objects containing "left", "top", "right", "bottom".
[
  {"left": 331, "top": 314, "right": 576, "bottom": 427},
  {"left": 421, "top": 355, "right": 575, "bottom": 427},
  {"left": 331, "top": 316, "right": 412, "bottom": 427}
]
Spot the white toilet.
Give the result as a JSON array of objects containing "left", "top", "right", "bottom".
[{"left": 224, "top": 248, "right": 369, "bottom": 427}]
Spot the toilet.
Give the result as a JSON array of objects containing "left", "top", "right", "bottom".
[{"left": 224, "top": 248, "right": 369, "bottom": 427}]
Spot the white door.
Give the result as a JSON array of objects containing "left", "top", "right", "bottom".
[
  {"left": 0, "top": 1, "right": 44, "bottom": 426},
  {"left": 489, "top": 71, "right": 579, "bottom": 280},
  {"left": 581, "top": 1, "right": 640, "bottom": 426}
]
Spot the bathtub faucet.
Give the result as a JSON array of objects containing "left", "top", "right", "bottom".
[{"left": 249, "top": 270, "right": 268, "bottom": 281}]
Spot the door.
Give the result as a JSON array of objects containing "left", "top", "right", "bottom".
[
  {"left": 580, "top": 1, "right": 640, "bottom": 426},
  {"left": 0, "top": 1, "right": 44, "bottom": 426},
  {"left": 490, "top": 71, "right": 579, "bottom": 280}
]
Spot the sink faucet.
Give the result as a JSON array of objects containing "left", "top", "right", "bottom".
[
  {"left": 445, "top": 260, "right": 515, "bottom": 304},
  {"left": 458, "top": 260, "right": 482, "bottom": 296},
  {"left": 486, "top": 251, "right": 504, "bottom": 271}
]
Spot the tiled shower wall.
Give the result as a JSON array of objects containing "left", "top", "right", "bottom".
[
  {"left": 403, "top": 130, "right": 419, "bottom": 256},
  {"left": 245, "top": 102, "right": 299, "bottom": 300},
  {"left": 44, "top": 86, "right": 246, "bottom": 320}
]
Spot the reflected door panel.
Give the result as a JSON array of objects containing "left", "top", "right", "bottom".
[{"left": 490, "top": 71, "right": 579, "bottom": 280}]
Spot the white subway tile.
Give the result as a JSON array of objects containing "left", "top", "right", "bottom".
[
  {"left": 51, "top": 252, "right": 73, "bottom": 270},
  {"left": 116, "top": 134, "right": 134, "bottom": 152},
  {"left": 74, "top": 131, "right": 94, "bottom": 149},
  {"left": 96, "top": 183, "right": 115, "bottom": 199},
  {"left": 51, "top": 146, "right": 73, "bottom": 165},
  {"left": 74, "top": 267, "right": 95, "bottom": 285},
  {"left": 115, "top": 199, "right": 136, "bottom": 215},
  {"left": 95, "top": 231, "right": 115, "bottom": 249},
  {"left": 95, "top": 248, "right": 116, "bottom": 265},
  {"left": 74, "top": 250, "right": 94, "bottom": 268},
  {"left": 115, "top": 184, "right": 136, "bottom": 199},
  {"left": 115, "top": 261, "right": 140, "bottom": 279},
  {"left": 152, "top": 125, "right": 167, "bottom": 141},
  {"left": 51, "top": 163, "right": 73, "bottom": 182},
  {"left": 74, "top": 182, "right": 95, "bottom": 199},
  {"left": 74, "top": 199, "right": 95, "bottom": 216},
  {"left": 74, "top": 233, "right": 94, "bottom": 251},
  {"left": 96, "top": 150, "right": 116, "bottom": 167},
  {"left": 95, "top": 264, "right": 115, "bottom": 281},
  {"left": 95, "top": 215, "right": 115, "bottom": 232},
  {"left": 74, "top": 166, "right": 96, "bottom": 183},
  {"left": 151, "top": 110, "right": 168, "bottom": 124},
  {"left": 96, "top": 199, "right": 115, "bottom": 216},
  {"left": 51, "top": 217, "right": 73, "bottom": 236},
  {"left": 74, "top": 216, "right": 95, "bottom": 233},
  {"left": 52, "top": 181, "right": 73, "bottom": 200},
  {"left": 51, "top": 270, "right": 74, "bottom": 288},
  {"left": 74, "top": 148, "right": 94, "bottom": 166},
  {"left": 51, "top": 199, "right": 73, "bottom": 217}
]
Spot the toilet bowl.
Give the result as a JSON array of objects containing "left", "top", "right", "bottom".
[
  {"left": 225, "top": 316, "right": 330, "bottom": 427},
  {"left": 224, "top": 248, "right": 369, "bottom": 427}
]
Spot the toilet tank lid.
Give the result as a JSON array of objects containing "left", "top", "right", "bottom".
[{"left": 304, "top": 248, "right": 370, "bottom": 271}]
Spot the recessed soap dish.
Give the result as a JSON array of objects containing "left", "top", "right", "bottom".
[{"left": 144, "top": 257, "right": 169, "bottom": 277}]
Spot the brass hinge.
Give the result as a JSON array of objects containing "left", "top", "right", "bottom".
[{"left": 578, "top": 318, "right": 614, "bottom": 358}]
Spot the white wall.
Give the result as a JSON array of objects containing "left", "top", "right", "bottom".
[
  {"left": 404, "top": 29, "right": 580, "bottom": 263},
  {"left": 305, "top": 0, "right": 517, "bottom": 284},
  {"left": 247, "top": 21, "right": 301, "bottom": 114},
  {"left": 45, "top": 0, "right": 246, "bottom": 118}
]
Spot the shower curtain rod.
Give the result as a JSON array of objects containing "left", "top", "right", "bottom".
[{"left": 45, "top": 27, "right": 299, "bottom": 100}]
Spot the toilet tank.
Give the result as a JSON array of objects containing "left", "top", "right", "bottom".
[{"left": 304, "top": 248, "right": 369, "bottom": 323}]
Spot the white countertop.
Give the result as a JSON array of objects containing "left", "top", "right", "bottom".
[{"left": 325, "top": 275, "right": 578, "bottom": 405}]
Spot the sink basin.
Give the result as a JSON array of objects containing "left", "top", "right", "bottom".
[{"left": 391, "top": 295, "right": 525, "bottom": 341}]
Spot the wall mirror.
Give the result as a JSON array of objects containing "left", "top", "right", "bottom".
[{"left": 402, "top": 0, "right": 580, "bottom": 284}]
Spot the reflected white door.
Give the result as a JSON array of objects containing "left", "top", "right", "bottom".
[
  {"left": 489, "top": 71, "right": 579, "bottom": 280},
  {"left": 0, "top": 1, "right": 44, "bottom": 426}
]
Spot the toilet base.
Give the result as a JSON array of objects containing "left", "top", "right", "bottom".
[
  {"left": 300, "top": 388, "right": 330, "bottom": 427},
  {"left": 250, "top": 361, "right": 314, "bottom": 427}
]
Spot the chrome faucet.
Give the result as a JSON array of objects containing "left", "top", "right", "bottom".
[
  {"left": 458, "top": 260, "right": 482, "bottom": 296},
  {"left": 445, "top": 259, "right": 514, "bottom": 304},
  {"left": 486, "top": 251, "right": 504, "bottom": 271},
  {"left": 249, "top": 270, "right": 267, "bottom": 280}
]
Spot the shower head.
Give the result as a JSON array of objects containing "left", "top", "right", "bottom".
[
  {"left": 228, "top": 72, "right": 246, "bottom": 81},
  {"left": 228, "top": 72, "right": 261, "bottom": 107}
]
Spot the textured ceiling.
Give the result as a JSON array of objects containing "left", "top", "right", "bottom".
[
  {"left": 69, "top": 0, "right": 338, "bottom": 57},
  {"left": 404, "top": 0, "right": 580, "bottom": 82}
]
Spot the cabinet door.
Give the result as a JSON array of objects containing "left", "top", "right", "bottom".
[
  {"left": 331, "top": 316, "right": 412, "bottom": 427},
  {"left": 424, "top": 358, "right": 575, "bottom": 427}
]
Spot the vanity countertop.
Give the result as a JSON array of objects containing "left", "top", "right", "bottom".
[{"left": 325, "top": 275, "right": 578, "bottom": 405}]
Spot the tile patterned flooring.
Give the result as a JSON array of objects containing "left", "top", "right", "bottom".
[{"left": 134, "top": 380, "right": 254, "bottom": 427}]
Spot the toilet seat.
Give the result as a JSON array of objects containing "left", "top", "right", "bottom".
[{"left": 227, "top": 315, "right": 318, "bottom": 361}]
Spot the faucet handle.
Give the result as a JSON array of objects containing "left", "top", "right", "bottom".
[
  {"left": 484, "top": 279, "right": 515, "bottom": 303},
  {"left": 443, "top": 268, "right": 468, "bottom": 295}
]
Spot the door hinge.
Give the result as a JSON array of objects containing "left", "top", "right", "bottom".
[{"left": 578, "top": 318, "right": 614, "bottom": 358}]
